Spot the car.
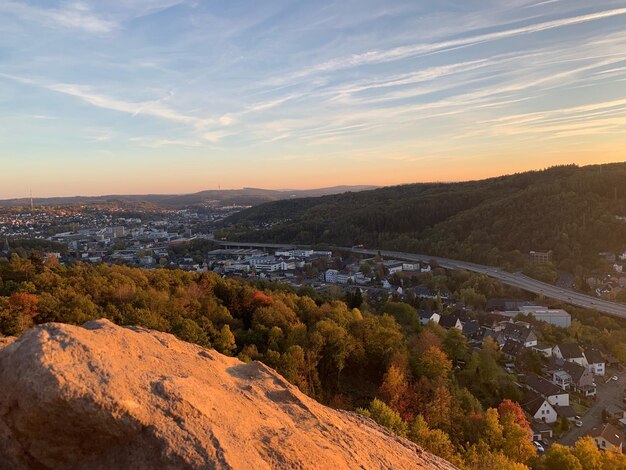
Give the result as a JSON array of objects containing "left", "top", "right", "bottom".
[
  {"left": 613, "top": 375, "right": 619, "bottom": 381},
  {"left": 575, "top": 420, "right": 583, "bottom": 427},
  {"left": 532, "top": 441, "right": 545, "bottom": 452},
  {"left": 574, "top": 415, "right": 581, "bottom": 420}
]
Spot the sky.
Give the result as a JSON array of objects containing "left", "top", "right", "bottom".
[{"left": 1, "top": 0, "right": 626, "bottom": 198}]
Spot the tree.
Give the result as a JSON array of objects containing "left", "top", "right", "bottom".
[
  {"left": 357, "top": 398, "right": 408, "bottom": 437},
  {"left": 541, "top": 444, "right": 582, "bottom": 470},
  {"left": 498, "top": 400, "right": 531, "bottom": 437},
  {"left": 378, "top": 364, "right": 409, "bottom": 412},
  {"left": 383, "top": 302, "right": 419, "bottom": 329},
  {"left": 360, "top": 262, "right": 372, "bottom": 276},
  {"left": 214, "top": 324, "right": 236, "bottom": 355},
  {"left": 417, "top": 346, "right": 452, "bottom": 383},
  {"left": 500, "top": 407, "right": 536, "bottom": 465},
  {"left": 572, "top": 436, "right": 603, "bottom": 470},
  {"left": 442, "top": 327, "right": 468, "bottom": 362},
  {"left": 409, "top": 415, "right": 459, "bottom": 464},
  {"left": 483, "top": 408, "right": 504, "bottom": 449}
]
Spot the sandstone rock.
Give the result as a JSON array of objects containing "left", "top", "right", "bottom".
[
  {"left": 0, "top": 320, "right": 457, "bottom": 469},
  {"left": 0, "top": 336, "right": 16, "bottom": 349}
]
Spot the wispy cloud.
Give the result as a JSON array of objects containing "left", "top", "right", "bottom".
[
  {"left": 282, "top": 7, "right": 626, "bottom": 81},
  {"left": 0, "top": 1, "right": 117, "bottom": 33}
]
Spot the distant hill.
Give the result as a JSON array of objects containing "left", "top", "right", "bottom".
[
  {"left": 0, "top": 185, "right": 377, "bottom": 209},
  {"left": 222, "top": 163, "right": 626, "bottom": 271}
]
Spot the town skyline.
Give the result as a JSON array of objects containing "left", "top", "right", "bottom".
[{"left": 2, "top": 0, "right": 626, "bottom": 198}]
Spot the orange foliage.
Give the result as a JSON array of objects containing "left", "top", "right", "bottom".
[
  {"left": 498, "top": 399, "right": 532, "bottom": 437},
  {"left": 9, "top": 293, "right": 40, "bottom": 318},
  {"left": 251, "top": 291, "right": 273, "bottom": 306}
]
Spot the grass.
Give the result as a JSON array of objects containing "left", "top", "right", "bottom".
[{"left": 571, "top": 400, "right": 590, "bottom": 417}]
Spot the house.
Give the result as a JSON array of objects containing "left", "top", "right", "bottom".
[
  {"left": 522, "top": 390, "right": 558, "bottom": 424},
  {"left": 552, "top": 369, "right": 573, "bottom": 390},
  {"left": 563, "top": 361, "right": 596, "bottom": 397},
  {"left": 412, "top": 286, "right": 437, "bottom": 299},
  {"left": 482, "top": 330, "right": 506, "bottom": 348},
  {"left": 531, "top": 421, "right": 554, "bottom": 441},
  {"left": 584, "top": 347, "right": 606, "bottom": 377},
  {"left": 553, "top": 343, "right": 588, "bottom": 367},
  {"left": 461, "top": 320, "right": 481, "bottom": 340},
  {"left": 419, "top": 311, "right": 441, "bottom": 326},
  {"left": 555, "top": 405, "right": 577, "bottom": 422},
  {"left": 479, "top": 312, "right": 509, "bottom": 332},
  {"left": 589, "top": 423, "right": 624, "bottom": 453},
  {"left": 501, "top": 339, "right": 524, "bottom": 360},
  {"left": 402, "top": 262, "right": 420, "bottom": 272},
  {"left": 383, "top": 260, "right": 404, "bottom": 275},
  {"left": 502, "top": 322, "right": 538, "bottom": 347},
  {"left": 533, "top": 344, "right": 553, "bottom": 358},
  {"left": 529, "top": 250, "right": 553, "bottom": 264},
  {"left": 526, "top": 374, "right": 570, "bottom": 406},
  {"left": 439, "top": 315, "right": 462, "bottom": 331}
]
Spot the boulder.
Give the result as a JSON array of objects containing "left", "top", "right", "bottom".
[{"left": 0, "top": 320, "right": 456, "bottom": 469}]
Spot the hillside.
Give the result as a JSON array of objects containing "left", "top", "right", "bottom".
[
  {"left": 222, "top": 163, "right": 626, "bottom": 271},
  {"left": 0, "top": 320, "right": 455, "bottom": 470},
  {"left": 0, "top": 186, "right": 377, "bottom": 209}
]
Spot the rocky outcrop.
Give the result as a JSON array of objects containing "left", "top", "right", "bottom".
[{"left": 0, "top": 320, "right": 456, "bottom": 469}]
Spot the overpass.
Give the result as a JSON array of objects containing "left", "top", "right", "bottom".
[
  {"left": 350, "top": 248, "right": 626, "bottom": 319},
  {"left": 214, "top": 240, "right": 299, "bottom": 250},
  {"left": 213, "top": 240, "right": 626, "bottom": 319}
]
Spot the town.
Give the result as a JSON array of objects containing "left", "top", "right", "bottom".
[{"left": 3, "top": 205, "right": 626, "bottom": 458}]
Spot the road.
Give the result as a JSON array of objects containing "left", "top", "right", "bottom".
[
  {"left": 558, "top": 370, "right": 626, "bottom": 446},
  {"left": 350, "top": 248, "right": 626, "bottom": 319},
  {"left": 215, "top": 241, "right": 626, "bottom": 319}
]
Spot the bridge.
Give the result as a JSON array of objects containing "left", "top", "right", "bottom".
[{"left": 213, "top": 240, "right": 626, "bottom": 318}]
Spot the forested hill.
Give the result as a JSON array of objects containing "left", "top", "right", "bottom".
[{"left": 222, "top": 163, "right": 626, "bottom": 271}]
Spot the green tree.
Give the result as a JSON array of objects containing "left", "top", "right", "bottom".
[{"left": 357, "top": 398, "right": 408, "bottom": 437}]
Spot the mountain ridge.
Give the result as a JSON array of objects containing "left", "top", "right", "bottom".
[{"left": 221, "top": 162, "right": 626, "bottom": 271}]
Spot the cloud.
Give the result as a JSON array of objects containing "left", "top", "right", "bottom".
[
  {"left": 202, "top": 131, "right": 230, "bottom": 143},
  {"left": 283, "top": 7, "right": 626, "bottom": 80},
  {"left": 0, "top": 1, "right": 117, "bottom": 33}
]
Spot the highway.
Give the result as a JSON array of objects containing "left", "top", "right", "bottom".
[
  {"left": 351, "top": 248, "right": 626, "bottom": 319},
  {"left": 214, "top": 240, "right": 626, "bottom": 319}
]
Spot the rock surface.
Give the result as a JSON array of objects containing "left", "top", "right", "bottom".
[{"left": 0, "top": 320, "right": 457, "bottom": 469}]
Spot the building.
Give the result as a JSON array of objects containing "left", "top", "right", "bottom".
[
  {"left": 402, "top": 262, "right": 420, "bottom": 272},
  {"left": 501, "top": 340, "right": 524, "bottom": 360},
  {"left": 553, "top": 343, "right": 588, "bottom": 367},
  {"left": 552, "top": 370, "right": 573, "bottom": 390},
  {"left": 382, "top": 260, "right": 404, "bottom": 275},
  {"left": 529, "top": 250, "right": 553, "bottom": 264},
  {"left": 439, "top": 315, "right": 462, "bottom": 330},
  {"left": 526, "top": 374, "right": 569, "bottom": 406},
  {"left": 531, "top": 422, "right": 554, "bottom": 442},
  {"left": 419, "top": 311, "right": 441, "bottom": 326},
  {"left": 589, "top": 423, "right": 624, "bottom": 453},
  {"left": 461, "top": 320, "right": 481, "bottom": 340},
  {"left": 502, "top": 322, "right": 538, "bottom": 347},
  {"left": 522, "top": 390, "right": 558, "bottom": 424},
  {"left": 516, "top": 306, "right": 572, "bottom": 328},
  {"left": 584, "top": 347, "right": 606, "bottom": 377},
  {"left": 563, "top": 361, "right": 596, "bottom": 397},
  {"left": 532, "top": 344, "right": 553, "bottom": 357}
]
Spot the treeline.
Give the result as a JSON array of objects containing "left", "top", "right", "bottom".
[{"left": 222, "top": 163, "right": 626, "bottom": 272}]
